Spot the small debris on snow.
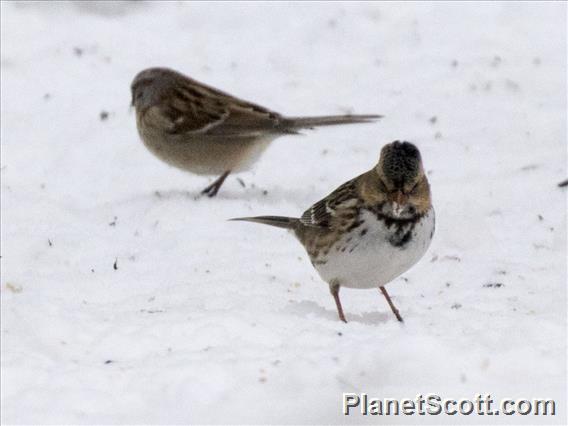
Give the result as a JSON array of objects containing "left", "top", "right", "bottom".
[
  {"left": 140, "top": 309, "right": 164, "bottom": 314},
  {"left": 451, "top": 303, "right": 462, "bottom": 310},
  {"left": 504, "top": 79, "right": 520, "bottom": 92},
  {"left": 113, "top": 258, "right": 118, "bottom": 270},
  {"left": 441, "top": 255, "right": 461, "bottom": 262},
  {"left": 491, "top": 55, "right": 502, "bottom": 67},
  {"left": 557, "top": 179, "right": 568, "bottom": 188},
  {"left": 483, "top": 282, "right": 504, "bottom": 288},
  {"left": 5, "top": 282, "right": 23, "bottom": 293},
  {"left": 99, "top": 110, "right": 109, "bottom": 121}
]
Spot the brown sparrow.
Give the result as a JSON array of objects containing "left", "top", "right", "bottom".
[
  {"left": 232, "top": 141, "right": 434, "bottom": 323},
  {"left": 131, "top": 67, "right": 381, "bottom": 196}
]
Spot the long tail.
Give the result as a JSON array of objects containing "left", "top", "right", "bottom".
[
  {"left": 229, "top": 215, "right": 299, "bottom": 230},
  {"left": 283, "top": 114, "right": 382, "bottom": 129}
]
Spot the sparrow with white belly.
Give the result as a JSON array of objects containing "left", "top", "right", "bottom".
[{"left": 232, "top": 141, "right": 435, "bottom": 323}]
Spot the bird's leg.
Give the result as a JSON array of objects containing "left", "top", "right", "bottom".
[
  {"left": 201, "top": 170, "right": 231, "bottom": 197},
  {"left": 379, "top": 286, "right": 404, "bottom": 322},
  {"left": 330, "top": 282, "right": 347, "bottom": 323}
]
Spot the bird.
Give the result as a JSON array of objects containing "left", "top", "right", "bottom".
[
  {"left": 131, "top": 67, "right": 381, "bottom": 197},
  {"left": 231, "top": 141, "right": 435, "bottom": 323}
]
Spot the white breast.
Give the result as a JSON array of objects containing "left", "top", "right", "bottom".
[{"left": 313, "top": 208, "right": 435, "bottom": 289}]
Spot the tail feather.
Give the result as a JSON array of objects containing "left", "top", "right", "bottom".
[
  {"left": 229, "top": 215, "right": 299, "bottom": 230},
  {"left": 283, "top": 114, "right": 382, "bottom": 129}
]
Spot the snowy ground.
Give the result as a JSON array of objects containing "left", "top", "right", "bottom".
[{"left": 1, "top": 1, "right": 566, "bottom": 424}]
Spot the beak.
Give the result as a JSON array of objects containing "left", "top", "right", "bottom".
[
  {"left": 394, "top": 190, "right": 408, "bottom": 205},
  {"left": 129, "top": 92, "right": 136, "bottom": 112},
  {"left": 389, "top": 190, "right": 408, "bottom": 205},
  {"left": 389, "top": 190, "right": 408, "bottom": 217}
]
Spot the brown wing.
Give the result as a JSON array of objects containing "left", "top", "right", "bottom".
[
  {"left": 300, "top": 177, "right": 362, "bottom": 228},
  {"left": 161, "top": 85, "right": 231, "bottom": 134},
  {"left": 165, "top": 77, "right": 285, "bottom": 137}
]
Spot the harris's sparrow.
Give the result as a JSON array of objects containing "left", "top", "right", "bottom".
[
  {"left": 131, "top": 67, "right": 381, "bottom": 196},
  {"left": 232, "top": 141, "right": 435, "bottom": 322}
]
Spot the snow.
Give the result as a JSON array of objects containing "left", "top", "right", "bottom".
[{"left": 1, "top": 1, "right": 566, "bottom": 424}]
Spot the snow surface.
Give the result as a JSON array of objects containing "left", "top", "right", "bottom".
[{"left": 1, "top": 1, "right": 566, "bottom": 424}]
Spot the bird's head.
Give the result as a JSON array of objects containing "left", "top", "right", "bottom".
[
  {"left": 374, "top": 141, "right": 431, "bottom": 218},
  {"left": 130, "top": 67, "right": 178, "bottom": 110}
]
